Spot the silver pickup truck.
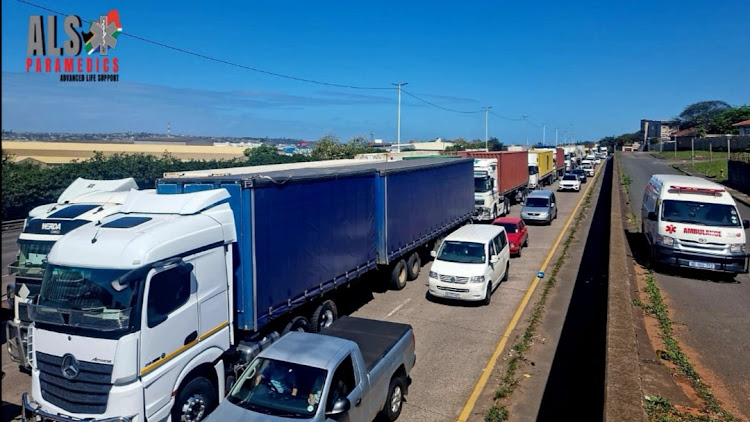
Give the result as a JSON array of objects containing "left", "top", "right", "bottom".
[{"left": 206, "top": 316, "right": 416, "bottom": 422}]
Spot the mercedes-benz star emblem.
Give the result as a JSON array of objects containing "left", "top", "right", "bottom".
[{"left": 61, "top": 354, "right": 80, "bottom": 380}]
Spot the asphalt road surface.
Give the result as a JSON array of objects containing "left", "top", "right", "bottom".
[
  {"left": 620, "top": 152, "right": 750, "bottom": 417},
  {"left": 0, "top": 174, "right": 596, "bottom": 422}
]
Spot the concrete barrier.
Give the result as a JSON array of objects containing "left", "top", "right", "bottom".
[{"left": 605, "top": 153, "right": 646, "bottom": 421}]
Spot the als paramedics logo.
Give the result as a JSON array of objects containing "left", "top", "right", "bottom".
[{"left": 26, "top": 10, "right": 121, "bottom": 82}]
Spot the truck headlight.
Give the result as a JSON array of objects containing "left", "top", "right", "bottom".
[
  {"left": 656, "top": 235, "right": 674, "bottom": 247},
  {"left": 470, "top": 276, "right": 485, "bottom": 283},
  {"left": 730, "top": 243, "right": 746, "bottom": 254},
  {"left": 429, "top": 271, "right": 438, "bottom": 279}
]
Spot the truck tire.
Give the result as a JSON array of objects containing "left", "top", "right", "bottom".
[
  {"left": 172, "top": 376, "right": 217, "bottom": 422},
  {"left": 311, "top": 300, "right": 337, "bottom": 332},
  {"left": 382, "top": 376, "right": 405, "bottom": 421},
  {"left": 406, "top": 252, "right": 421, "bottom": 281},
  {"left": 390, "top": 260, "right": 408, "bottom": 290},
  {"left": 283, "top": 316, "right": 311, "bottom": 333}
]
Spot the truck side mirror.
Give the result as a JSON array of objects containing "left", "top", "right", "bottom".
[
  {"left": 647, "top": 212, "right": 658, "bottom": 221},
  {"left": 743, "top": 220, "right": 750, "bottom": 229},
  {"left": 326, "top": 397, "right": 351, "bottom": 417}
]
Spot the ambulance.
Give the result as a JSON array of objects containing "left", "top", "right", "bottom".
[{"left": 642, "top": 174, "right": 749, "bottom": 275}]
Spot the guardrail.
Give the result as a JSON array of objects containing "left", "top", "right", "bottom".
[{"left": 2, "top": 219, "right": 24, "bottom": 231}]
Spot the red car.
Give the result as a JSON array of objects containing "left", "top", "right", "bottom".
[{"left": 492, "top": 217, "right": 529, "bottom": 257}]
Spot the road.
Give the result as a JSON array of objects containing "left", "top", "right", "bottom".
[
  {"left": 0, "top": 175, "right": 594, "bottom": 422},
  {"left": 620, "top": 152, "right": 750, "bottom": 416}
]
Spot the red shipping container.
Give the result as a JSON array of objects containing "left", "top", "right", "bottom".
[
  {"left": 556, "top": 148, "right": 565, "bottom": 170},
  {"left": 442, "top": 151, "right": 529, "bottom": 195}
]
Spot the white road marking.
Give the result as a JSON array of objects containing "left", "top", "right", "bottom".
[{"left": 385, "top": 298, "right": 411, "bottom": 319}]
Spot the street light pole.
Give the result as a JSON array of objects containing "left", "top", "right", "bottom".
[
  {"left": 555, "top": 128, "right": 559, "bottom": 146},
  {"left": 392, "top": 82, "right": 408, "bottom": 153},
  {"left": 522, "top": 115, "right": 528, "bottom": 146},
  {"left": 543, "top": 123, "right": 546, "bottom": 145},
  {"left": 484, "top": 106, "right": 492, "bottom": 151}
]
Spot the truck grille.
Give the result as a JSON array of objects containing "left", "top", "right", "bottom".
[
  {"left": 36, "top": 351, "right": 113, "bottom": 414},
  {"left": 439, "top": 274, "right": 469, "bottom": 284},
  {"left": 437, "top": 286, "right": 470, "bottom": 293}
]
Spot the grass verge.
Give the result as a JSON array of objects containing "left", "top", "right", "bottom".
[
  {"left": 483, "top": 166, "right": 599, "bottom": 421},
  {"left": 634, "top": 273, "right": 739, "bottom": 422},
  {"left": 652, "top": 150, "right": 728, "bottom": 161}
]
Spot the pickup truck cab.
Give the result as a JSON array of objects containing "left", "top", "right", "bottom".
[{"left": 208, "top": 317, "right": 416, "bottom": 422}]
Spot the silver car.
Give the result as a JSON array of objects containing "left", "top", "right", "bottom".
[{"left": 521, "top": 190, "right": 558, "bottom": 225}]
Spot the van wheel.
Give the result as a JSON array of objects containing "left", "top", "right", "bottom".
[
  {"left": 502, "top": 263, "right": 510, "bottom": 281},
  {"left": 172, "top": 376, "right": 217, "bottom": 422},
  {"left": 382, "top": 376, "right": 405, "bottom": 421},
  {"left": 483, "top": 284, "right": 492, "bottom": 306},
  {"left": 406, "top": 252, "right": 421, "bottom": 280},
  {"left": 283, "top": 316, "right": 310, "bottom": 334},
  {"left": 390, "top": 260, "right": 408, "bottom": 290},
  {"left": 311, "top": 300, "right": 337, "bottom": 332}
]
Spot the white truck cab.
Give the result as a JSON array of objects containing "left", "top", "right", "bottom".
[
  {"left": 473, "top": 158, "right": 505, "bottom": 220},
  {"left": 642, "top": 175, "right": 749, "bottom": 276},
  {"left": 6, "top": 177, "right": 139, "bottom": 371}
]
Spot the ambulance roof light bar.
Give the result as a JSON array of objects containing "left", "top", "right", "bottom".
[{"left": 669, "top": 185, "right": 725, "bottom": 195}]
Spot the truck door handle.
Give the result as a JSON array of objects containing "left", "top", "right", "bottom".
[
  {"left": 355, "top": 397, "right": 362, "bottom": 407},
  {"left": 184, "top": 331, "right": 198, "bottom": 345}
]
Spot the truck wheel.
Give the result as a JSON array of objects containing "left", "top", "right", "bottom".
[
  {"left": 406, "top": 252, "right": 421, "bottom": 281},
  {"left": 311, "top": 300, "right": 337, "bottom": 332},
  {"left": 390, "top": 260, "right": 408, "bottom": 290},
  {"left": 172, "top": 376, "right": 217, "bottom": 422},
  {"left": 504, "top": 199, "right": 510, "bottom": 216},
  {"left": 283, "top": 316, "right": 311, "bottom": 333},
  {"left": 382, "top": 376, "right": 405, "bottom": 421}
]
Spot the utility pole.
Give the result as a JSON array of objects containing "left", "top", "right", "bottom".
[
  {"left": 484, "top": 106, "right": 492, "bottom": 151},
  {"left": 392, "top": 82, "right": 408, "bottom": 153},
  {"left": 555, "top": 127, "right": 559, "bottom": 146},
  {"left": 543, "top": 123, "right": 546, "bottom": 145},
  {"left": 522, "top": 115, "right": 528, "bottom": 146}
]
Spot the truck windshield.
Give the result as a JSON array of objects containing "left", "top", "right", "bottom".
[
  {"left": 661, "top": 200, "right": 742, "bottom": 227},
  {"left": 436, "top": 241, "right": 486, "bottom": 264},
  {"left": 228, "top": 357, "right": 327, "bottom": 419},
  {"left": 528, "top": 165, "right": 539, "bottom": 175},
  {"left": 474, "top": 176, "right": 492, "bottom": 193},
  {"left": 10, "top": 239, "right": 55, "bottom": 279},
  {"left": 32, "top": 265, "right": 139, "bottom": 331}
]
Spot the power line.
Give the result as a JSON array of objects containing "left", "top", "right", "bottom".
[
  {"left": 400, "top": 90, "right": 483, "bottom": 114},
  {"left": 16, "top": 0, "right": 393, "bottom": 91},
  {"left": 489, "top": 111, "right": 524, "bottom": 121}
]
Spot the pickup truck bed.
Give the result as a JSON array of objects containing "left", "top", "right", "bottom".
[{"left": 323, "top": 316, "right": 412, "bottom": 372}]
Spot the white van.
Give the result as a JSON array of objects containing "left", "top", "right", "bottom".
[
  {"left": 642, "top": 174, "right": 749, "bottom": 276},
  {"left": 427, "top": 225, "right": 510, "bottom": 305}
]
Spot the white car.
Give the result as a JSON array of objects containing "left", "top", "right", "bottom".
[
  {"left": 428, "top": 224, "right": 510, "bottom": 306},
  {"left": 558, "top": 173, "right": 581, "bottom": 191},
  {"left": 581, "top": 160, "right": 595, "bottom": 177}
]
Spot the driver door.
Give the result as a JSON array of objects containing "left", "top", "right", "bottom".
[
  {"left": 139, "top": 261, "right": 199, "bottom": 418},
  {"left": 325, "top": 355, "right": 366, "bottom": 422}
]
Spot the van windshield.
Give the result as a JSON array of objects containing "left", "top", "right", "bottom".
[
  {"left": 436, "top": 241, "right": 486, "bottom": 264},
  {"left": 661, "top": 200, "right": 742, "bottom": 227},
  {"left": 525, "top": 197, "right": 549, "bottom": 208}
]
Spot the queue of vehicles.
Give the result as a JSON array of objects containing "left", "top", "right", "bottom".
[{"left": 8, "top": 149, "right": 604, "bottom": 422}]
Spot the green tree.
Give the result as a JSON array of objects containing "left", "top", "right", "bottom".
[
  {"left": 678, "top": 100, "right": 731, "bottom": 133},
  {"left": 310, "top": 134, "right": 348, "bottom": 160},
  {"left": 706, "top": 105, "right": 750, "bottom": 134}
]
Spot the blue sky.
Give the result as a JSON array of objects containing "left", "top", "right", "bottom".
[{"left": 2, "top": 0, "right": 749, "bottom": 143}]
